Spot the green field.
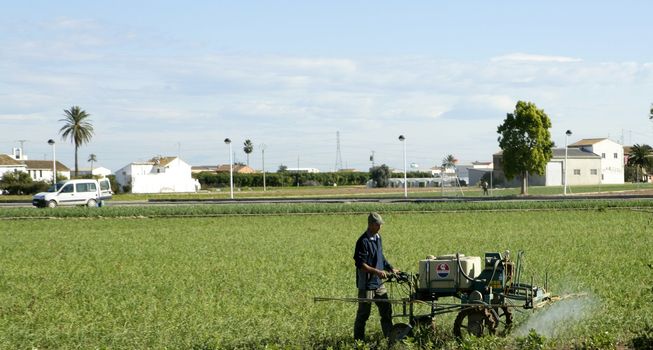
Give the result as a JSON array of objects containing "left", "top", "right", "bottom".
[{"left": 1, "top": 206, "right": 652, "bottom": 349}]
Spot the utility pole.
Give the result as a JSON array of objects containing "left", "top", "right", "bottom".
[
  {"left": 297, "top": 154, "right": 300, "bottom": 188},
  {"left": 261, "top": 144, "right": 267, "bottom": 191}
]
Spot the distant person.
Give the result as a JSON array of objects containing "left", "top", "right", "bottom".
[
  {"left": 353, "top": 212, "right": 399, "bottom": 341},
  {"left": 481, "top": 180, "right": 489, "bottom": 196}
]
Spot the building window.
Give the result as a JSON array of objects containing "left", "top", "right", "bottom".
[
  {"left": 591, "top": 169, "right": 598, "bottom": 175},
  {"left": 613, "top": 153, "right": 618, "bottom": 159},
  {"left": 39, "top": 170, "right": 42, "bottom": 177},
  {"left": 601, "top": 174, "right": 604, "bottom": 180},
  {"left": 601, "top": 153, "right": 606, "bottom": 158},
  {"left": 573, "top": 169, "right": 581, "bottom": 175}
]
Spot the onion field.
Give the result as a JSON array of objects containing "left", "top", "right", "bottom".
[{"left": 1, "top": 205, "right": 652, "bottom": 349}]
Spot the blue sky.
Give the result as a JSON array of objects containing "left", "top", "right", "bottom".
[{"left": 1, "top": 1, "right": 652, "bottom": 172}]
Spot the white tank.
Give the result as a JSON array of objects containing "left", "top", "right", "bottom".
[{"left": 418, "top": 254, "right": 482, "bottom": 291}]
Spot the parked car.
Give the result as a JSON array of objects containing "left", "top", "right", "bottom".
[{"left": 32, "top": 178, "right": 113, "bottom": 208}]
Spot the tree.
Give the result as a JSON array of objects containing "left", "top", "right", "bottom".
[
  {"left": 88, "top": 154, "right": 97, "bottom": 174},
  {"left": 59, "top": 106, "right": 94, "bottom": 177},
  {"left": 369, "top": 164, "right": 391, "bottom": 188},
  {"left": 243, "top": 140, "right": 254, "bottom": 166},
  {"left": 277, "top": 164, "right": 288, "bottom": 173},
  {"left": 442, "top": 154, "right": 458, "bottom": 169},
  {"left": 627, "top": 144, "right": 652, "bottom": 182},
  {"left": 497, "top": 101, "right": 554, "bottom": 195}
]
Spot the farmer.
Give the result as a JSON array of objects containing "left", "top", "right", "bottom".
[
  {"left": 481, "top": 180, "right": 489, "bottom": 195},
  {"left": 353, "top": 212, "right": 399, "bottom": 341}
]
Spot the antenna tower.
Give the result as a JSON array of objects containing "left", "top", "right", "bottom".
[{"left": 335, "top": 131, "right": 343, "bottom": 171}]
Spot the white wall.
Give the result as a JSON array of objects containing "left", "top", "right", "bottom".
[{"left": 131, "top": 174, "right": 198, "bottom": 193}]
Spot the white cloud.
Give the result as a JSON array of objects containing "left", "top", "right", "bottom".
[{"left": 491, "top": 53, "right": 583, "bottom": 63}]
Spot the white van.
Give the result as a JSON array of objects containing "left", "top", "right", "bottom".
[{"left": 32, "top": 178, "right": 113, "bottom": 208}]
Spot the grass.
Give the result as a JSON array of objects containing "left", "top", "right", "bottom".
[
  {"left": 1, "top": 207, "right": 652, "bottom": 349},
  {"left": 2, "top": 199, "right": 653, "bottom": 219}
]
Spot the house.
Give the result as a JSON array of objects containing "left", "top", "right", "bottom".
[
  {"left": 0, "top": 154, "right": 27, "bottom": 178},
  {"left": 115, "top": 156, "right": 199, "bottom": 193},
  {"left": 216, "top": 164, "right": 257, "bottom": 174},
  {"left": 568, "top": 138, "right": 624, "bottom": 184},
  {"left": 22, "top": 160, "right": 71, "bottom": 182},
  {"left": 76, "top": 166, "right": 112, "bottom": 178}
]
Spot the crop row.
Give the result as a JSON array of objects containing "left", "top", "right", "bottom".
[{"left": 2, "top": 199, "right": 653, "bottom": 219}]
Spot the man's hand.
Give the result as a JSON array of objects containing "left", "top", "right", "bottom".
[{"left": 376, "top": 269, "right": 388, "bottom": 279}]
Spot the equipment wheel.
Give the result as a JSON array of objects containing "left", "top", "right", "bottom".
[
  {"left": 87, "top": 199, "right": 97, "bottom": 207},
  {"left": 453, "top": 307, "right": 498, "bottom": 339},
  {"left": 47, "top": 200, "right": 57, "bottom": 208},
  {"left": 388, "top": 323, "right": 412, "bottom": 345},
  {"left": 492, "top": 305, "right": 514, "bottom": 335}
]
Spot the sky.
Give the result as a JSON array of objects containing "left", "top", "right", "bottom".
[{"left": 1, "top": 1, "right": 652, "bottom": 173}]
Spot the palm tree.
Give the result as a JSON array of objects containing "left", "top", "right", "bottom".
[
  {"left": 243, "top": 139, "right": 254, "bottom": 166},
  {"left": 88, "top": 154, "right": 97, "bottom": 174},
  {"left": 627, "top": 144, "right": 652, "bottom": 182},
  {"left": 441, "top": 154, "right": 458, "bottom": 169},
  {"left": 59, "top": 106, "right": 94, "bottom": 177}
]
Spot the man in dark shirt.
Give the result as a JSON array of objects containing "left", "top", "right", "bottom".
[{"left": 352, "top": 212, "right": 399, "bottom": 341}]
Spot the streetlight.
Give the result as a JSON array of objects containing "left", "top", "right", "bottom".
[
  {"left": 260, "top": 144, "right": 267, "bottom": 192},
  {"left": 564, "top": 130, "right": 572, "bottom": 196},
  {"left": 399, "top": 135, "right": 407, "bottom": 198},
  {"left": 224, "top": 138, "right": 234, "bottom": 199},
  {"left": 47, "top": 139, "right": 56, "bottom": 185}
]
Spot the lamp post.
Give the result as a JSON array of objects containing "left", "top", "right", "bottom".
[
  {"left": 260, "top": 144, "right": 267, "bottom": 192},
  {"left": 47, "top": 139, "right": 56, "bottom": 185},
  {"left": 224, "top": 138, "right": 234, "bottom": 199},
  {"left": 399, "top": 135, "right": 407, "bottom": 198},
  {"left": 564, "top": 130, "right": 572, "bottom": 196}
]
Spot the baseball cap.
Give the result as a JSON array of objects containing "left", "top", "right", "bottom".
[{"left": 368, "top": 212, "right": 384, "bottom": 225}]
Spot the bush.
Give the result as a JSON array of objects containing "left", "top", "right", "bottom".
[{"left": 0, "top": 171, "right": 50, "bottom": 195}]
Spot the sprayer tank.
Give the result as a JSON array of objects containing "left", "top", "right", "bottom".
[{"left": 418, "top": 254, "right": 482, "bottom": 291}]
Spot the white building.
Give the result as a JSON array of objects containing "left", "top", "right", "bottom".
[
  {"left": 3, "top": 147, "right": 71, "bottom": 182},
  {"left": 77, "top": 167, "right": 112, "bottom": 178},
  {"left": 568, "top": 138, "right": 624, "bottom": 184},
  {"left": 115, "top": 156, "right": 199, "bottom": 193}
]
